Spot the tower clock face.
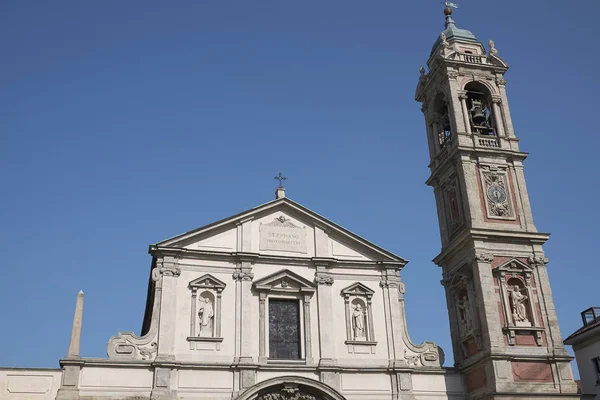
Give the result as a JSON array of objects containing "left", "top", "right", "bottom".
[{"left": 487, "top": 184, "right": 507, "bottom": 204}]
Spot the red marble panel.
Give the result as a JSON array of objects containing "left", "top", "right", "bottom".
[
  {"left": 512, "top": 361, "right": 553, "bottom": 382},
  {"left": 465, "top": 338, "right": 480, "bottom": 358},
  {"left": 466, "top": 367, "right": 487, "bottom": 391},
  {"left": 515, "top": 334, "right": 536, "bottom": 346}
]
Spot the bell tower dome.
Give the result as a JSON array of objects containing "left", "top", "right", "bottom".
[{"left": 415, "top": 7, "right": 579, "bottom": 400}]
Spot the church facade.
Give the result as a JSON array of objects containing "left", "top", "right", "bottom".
[
  {"left": 54, "top": 187, "right": 461, "bottom": 400},
  {"left": 0, "top": 7, "right": 582, "bottom": 400}
]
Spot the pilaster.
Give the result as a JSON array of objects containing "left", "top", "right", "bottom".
[
  {"left": 470, "top": 252, "right": 504, "bottom": 350},
  {"left": 233, "top": 259, "right": 256, "bottom": 390},
  {"left": 234, "top": 260, "right": 255, "bottom": 364},
  {"left": 150, "top": 256, "right": 180, "bottom": 400},
  {"left": 155, "top": 256, "right": 181, "bottom": 362},
  {"left": 529, "top": 255, "right": 567, "bottom": 355},
  {"left": 495, "top": 78, "right": 516, "bottom": 139},
  {"left": 446, "top": 71, "right": 467, "bottom": 134},
  {"left": 380, "top": 266, "right": 405, "bottom": 363},
  {"left": 314, "top": 262, "right": 336, "bottom": 367}
]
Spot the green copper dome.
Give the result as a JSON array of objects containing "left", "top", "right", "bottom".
[{"left": 431, "top": 15, "right": 479, "bottom": 55}]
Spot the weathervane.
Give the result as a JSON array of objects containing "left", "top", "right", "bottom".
[
  {"left": 274, "top": 172, "right": 286, "bottom": 188},
  {"left": 443, "top": 0, "right": 459, "bottom": 9}
]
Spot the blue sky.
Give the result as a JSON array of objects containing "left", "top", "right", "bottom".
[{"left": 0, "top": 0, "right": 598, "bottom": 377}]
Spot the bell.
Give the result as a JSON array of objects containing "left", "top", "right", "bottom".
[{"left": 470, "top": 99, "right": 487, "bottom": 125}]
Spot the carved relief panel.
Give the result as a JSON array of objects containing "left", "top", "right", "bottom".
[
  {"left": 494, "top": 259, "right": 543, "bottom": 346},
  {"left": 187, "top": 274, "right": 226, "bottom": 350},
  {"left": 341, "top": 282, "right": 377, "bottom": 354},
  {"left": 479, "top": 166, "right": 515, "bottom": 220}
]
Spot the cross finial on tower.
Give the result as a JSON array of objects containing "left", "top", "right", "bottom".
[{"left": 274, "top": 172, "right": 286, "bottom": 188}]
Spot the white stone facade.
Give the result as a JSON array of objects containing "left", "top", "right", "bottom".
[
  {"left": 0, "top": 368, "right": 62, "bottom": 400},
  {"left": 50, "top": 196, "right": 466, "bottom": 400}
]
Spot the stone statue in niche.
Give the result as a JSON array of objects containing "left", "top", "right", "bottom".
[
  {"left": 510, "top": 286, "right": 530, "bottom": 326},
  {"left": 352, "top": 303, "right": 367, "bottom": 340},
  {"left": 198, "top": 296, "right": 214, "bottom": 337},
  {"left": 456, "top": 295, "right": 474, "bottom": 337}
]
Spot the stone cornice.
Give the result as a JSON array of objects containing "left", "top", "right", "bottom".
[
  {"left": 459, "top": 349, "right": 574, "bottom": 372},
  {"left": 433, "top": 229, "right": 550, "bottom": 266},
  {"left": 149, "top": 247, "right": 400, "bottom": 269},
  {"left": 64, "top": 357, "right": 457, "bottom": 374},
  {"left": 426, "top": 145, "right": 529, "bottom": 187},
  {"left": 416, "top": 61, "right": 508, "bottom": 102}
]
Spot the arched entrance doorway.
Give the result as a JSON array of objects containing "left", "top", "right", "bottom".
[{"left": 236, "top": 376, "right": 347, "bottom": 400}]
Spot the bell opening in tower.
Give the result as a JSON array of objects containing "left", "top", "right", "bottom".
[
  {"left": 465, "top": 82, "right": 495, "bottom": 136},
  {"left": 433, "top": 92, "right": 452, "bottom": 148}
]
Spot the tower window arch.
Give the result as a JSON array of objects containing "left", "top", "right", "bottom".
[
  {"left": 432, "top": 92, "right": 452, "bottom": 147},
  {"left": 465, "top": 82, "right": 496, "bottom": 136}
]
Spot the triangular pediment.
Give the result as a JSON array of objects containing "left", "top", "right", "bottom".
[
  {"left": 340, "top": 282, "right": 375, "bottom": 297},
  {"left": 495, "top": 258, "right": 533, "bottom": 273},
  {"left": 152, "top": 197, "right": 406, "bottom": 264},
  {"left": 189, "top": 274, "right": 226, "bottom": 290},
  {"left": 253, "top": 269, "right": 315, "bottom": 293}
]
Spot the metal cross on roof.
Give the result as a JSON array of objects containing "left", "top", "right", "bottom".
[{"left": 274, "top": 172, "right": 287, "bottom": 188}]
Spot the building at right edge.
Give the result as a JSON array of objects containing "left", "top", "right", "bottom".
[
  {"left": 416, "top": 7, "right": 580, "bottom": 400},
  {"left": 564, "top": 308, "right": 600, "bottom": 399}
]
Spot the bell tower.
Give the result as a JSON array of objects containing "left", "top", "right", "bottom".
[{"left": 415, "top": 6, "right": 579, "bottom": 400}]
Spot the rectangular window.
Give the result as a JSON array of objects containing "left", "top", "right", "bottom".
[
  {"left": 593, "top": 357, "right": 600, "bottom": 384},
  {"left": 268, "top": 299, "right": 301, "bottom": 360}
]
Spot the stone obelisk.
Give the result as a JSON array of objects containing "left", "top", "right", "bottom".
[{"left": 66, "top": 290, "right": 84, "bottom": 359}]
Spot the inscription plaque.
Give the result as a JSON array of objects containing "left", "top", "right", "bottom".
[{"left": 260, "top": 223, "right": 307, "bottom": 253}]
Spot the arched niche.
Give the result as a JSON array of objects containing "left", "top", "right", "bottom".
[
  {"left": 341, "top": 282, "right": 376, "bottom": 354},
  {"left": 187, "top": 274, "right": 226, "bottom": 350},
  {"left": 236, "top": 376, "right": 347, "bottom": 400},
  {"left": 507, "top": 277, "right": 533, "bottom": 325},
  {"left": 464, "top": 81, "right": 496, "bottom": 136},
  {"left": 431, "top": 92, "right": 452, "bottom": 148},
  {"left": 494, "top": 259, "right": 543, "bottom": 346}
]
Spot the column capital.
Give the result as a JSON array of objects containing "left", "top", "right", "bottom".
[
  {"left": 233, "top": 268, "right": 254, "bottom": 282},
  {"left": 315, "top": 273, "right": 334, "bottom": 286},
  {"left": 380, "top": 268, "right": 401, "bottom": 289},
  {"left": 528, "top": 255, "right": 549, "bottom": 267},
  {"left": 472, "top": 252, "right": 494, "bottom": 264},
  {"left": 233, "top": 260, "right": 254, "bottom": 281},
  {"left": 153, "top": 257, "right": 181, "bottom": 279}
]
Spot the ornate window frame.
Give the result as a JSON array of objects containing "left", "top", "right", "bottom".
[
  {"left": 187, "top": 274, "right": 226, "bottom": 350},
  {"left": 494, "top": 259, "right": 543, "bottom": 346},
  {"left": 253, "top": 269, "right": 316, "bottom": 364},
  {"left": 341, "top": 282, "right": 377, "bottom": 354}
]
